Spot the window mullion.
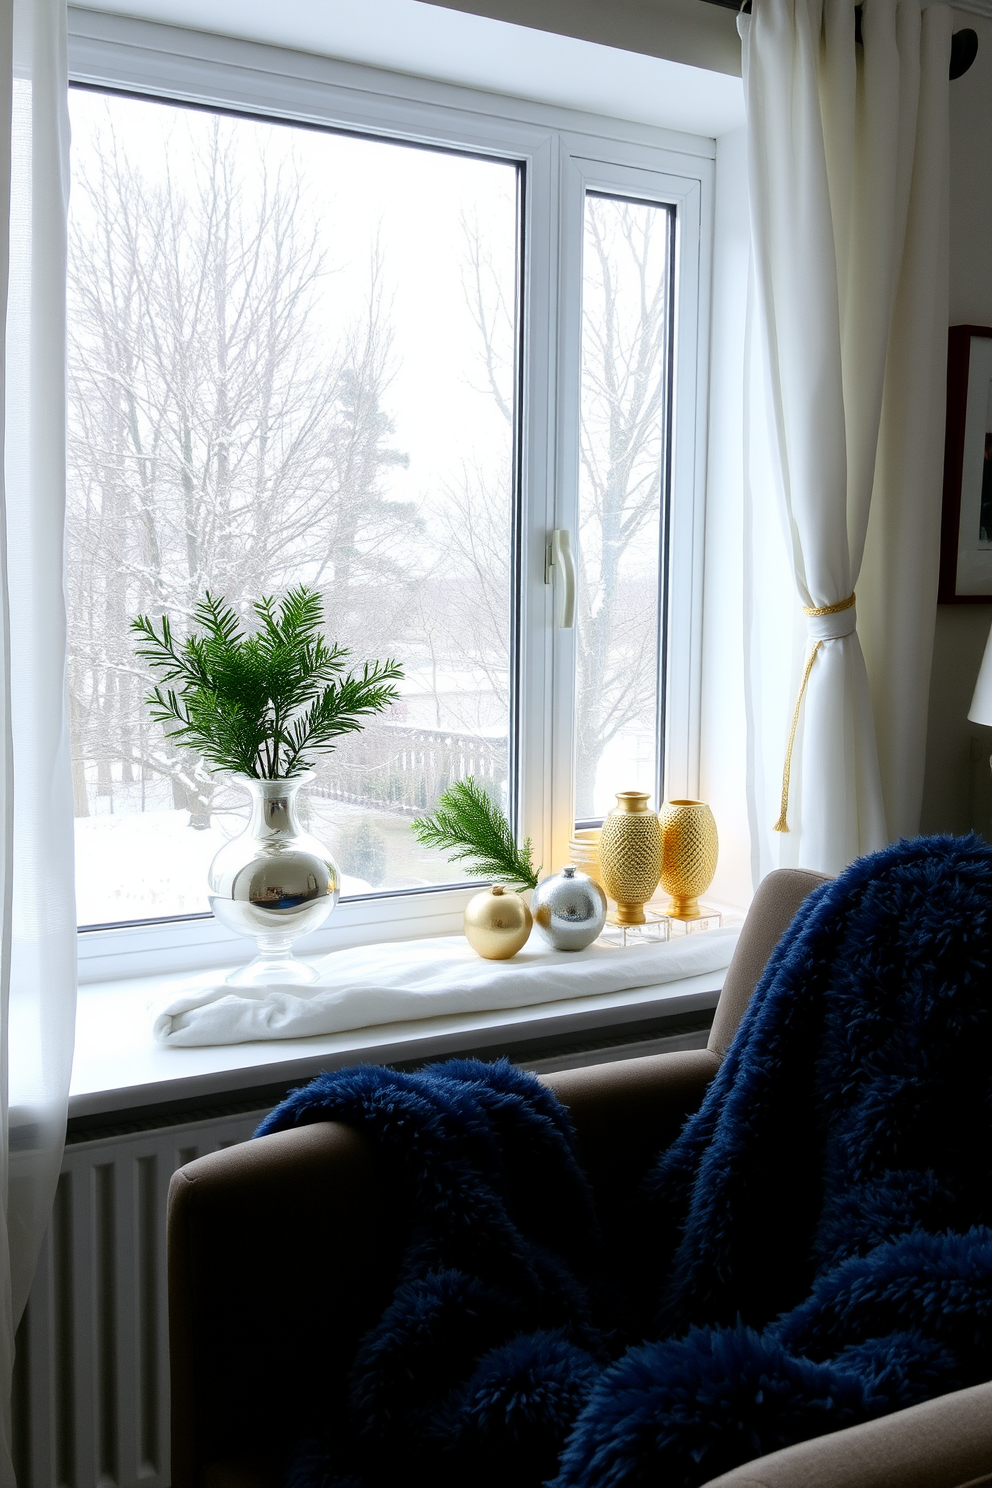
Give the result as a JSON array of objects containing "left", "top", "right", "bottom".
[
  {"left": 513, "top": 132, "right": 559, "bottom": 886},
  {"left": 546, "top": 145, "right": 585, "bottom": 874}
]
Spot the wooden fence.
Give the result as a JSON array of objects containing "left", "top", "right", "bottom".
[{"left": 309, "top": 722, "right": 508, "bottom": 816}]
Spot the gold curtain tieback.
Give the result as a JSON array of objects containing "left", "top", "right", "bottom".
[{"left": 773, "top": 593, "right": 856, "bottom": 835}]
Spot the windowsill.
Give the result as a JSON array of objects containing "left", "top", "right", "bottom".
[{"left": 69, "top": 919, "right": 740, "bottom": 1122}]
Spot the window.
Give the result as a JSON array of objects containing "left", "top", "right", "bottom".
[
  {"left": 68, "top": 88, "right": 518, "bottom": 925},
  {"left": 67, "top": 16, "right": 711, "bottom": 977}
]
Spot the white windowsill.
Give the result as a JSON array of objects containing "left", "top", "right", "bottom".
[{"left": 69, "top": 921, "right": 740, "bottom": 1121}]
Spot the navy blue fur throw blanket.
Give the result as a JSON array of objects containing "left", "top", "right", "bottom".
[{"left": 257, "top": 835, "right": 992, "bottom": 1488}]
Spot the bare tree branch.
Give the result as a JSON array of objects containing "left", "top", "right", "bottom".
[{"left": 67, "top": 106, "right": 417, "bottom": 825}]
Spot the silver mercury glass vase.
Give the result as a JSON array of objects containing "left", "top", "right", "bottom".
[
  {"left": 208, "top": 777, "right": 339, "bottom": 988},
  {"left": 531, "top": 864, "right": 607, "bottom": 951}
]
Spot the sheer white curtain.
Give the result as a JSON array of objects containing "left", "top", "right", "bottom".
[
  {"left": 0, "top": 0, "right": 75, "bottom": 1476},
  {"left": 741, "top": 0, "right": 951, "bottom": 880}
]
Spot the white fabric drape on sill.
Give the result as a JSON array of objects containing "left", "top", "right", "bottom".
[
  {"left": 0, "top": 0, "right": 75, "bottom": 1476},
  {"left": 152, "top": 927, "right": 740, "bottom": 1047},
  {"left": 740, "top": 0, "right": 951, "bottom": 879}
]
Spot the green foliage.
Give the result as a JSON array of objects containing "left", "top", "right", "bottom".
[
  {"left": 412, "top": 776, "right": 538, "bottom": 890},
  {"left": 130, "top": 586, "right": 403, "bottom": 780}
]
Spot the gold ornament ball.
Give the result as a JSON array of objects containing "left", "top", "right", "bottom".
[
  {"left": 463, "top": 884, "right": 533, "bottom": 959},
  {"left": 659, "top": 799, "right": 718, "bottom": 919},
  {"left": 598, "top": 791, "right": 663, "bottom": 925}
]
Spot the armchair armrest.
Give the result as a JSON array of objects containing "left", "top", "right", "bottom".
[
  {"left": 704, "top": 1380, "right": 992, "bottom": 1488},
  {"left": 168, "top": 1120, "right": 402, "bottom": 1488},
  {"left": 543, "top": 1046, "right": 720, "bottom": 1190}
]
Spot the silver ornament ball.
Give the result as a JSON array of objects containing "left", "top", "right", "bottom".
[{"left": 531, "top": 864, "right": 607, "bottom": 951}]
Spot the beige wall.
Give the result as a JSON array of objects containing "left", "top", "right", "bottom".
[
  {"left": 921, "top": 14, "right": 992, "bottom": 838},
  {"left": 423, "top": 0, "right": 743, "bottom": 76}
]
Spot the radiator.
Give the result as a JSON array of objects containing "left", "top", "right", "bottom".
[{"left": 12, "top": 1109, "right": 267, "bottom": 1488}]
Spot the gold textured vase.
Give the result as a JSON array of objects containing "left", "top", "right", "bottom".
[
  {"left": 463, "top": 884, "right": 533, "bottom": 959},
  {"left": 598, "top": 792, "right": 663, "bottom": 925},
  {"left": 659, "top": 800, "right": 718, "bottom": 919}
]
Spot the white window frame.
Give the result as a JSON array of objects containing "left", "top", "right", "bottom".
[{"left": 67, "top": 8, "right": 714, "bottom": 984}]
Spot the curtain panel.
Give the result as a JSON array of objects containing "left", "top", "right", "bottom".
[
  {"left": 0, "top": 0, "right": 75, "bottom": 1477},
  {"left": 740, "top": 0, "right": 951, "bottom": 880}
]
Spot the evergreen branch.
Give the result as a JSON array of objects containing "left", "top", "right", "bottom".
[
  {"left": 412, "top": 776, "right": 539, "bottom": 890},
  {"left": 192, "top": 591, "right": 243, "bottom": 649},
  {"left": 277, "top": 660, "right": 404, "bottom": 776},
  {"left": 130, "top": 586, "right": 403, "bottom": 779}
]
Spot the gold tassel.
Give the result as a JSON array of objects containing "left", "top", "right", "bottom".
[
  {"left": 773, "top": 642, "right": 821, "bottom": 833},
  {"left": 774, "top": 594, "right": 855, "bottom": 834}
]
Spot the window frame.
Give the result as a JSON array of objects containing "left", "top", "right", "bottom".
[{"left": 67, "top": 7, "right": 715, "bottom": 984}]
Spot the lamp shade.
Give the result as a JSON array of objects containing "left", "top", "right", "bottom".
[{"left": 969, "top": 622, "right": 992, "bottom": 725}]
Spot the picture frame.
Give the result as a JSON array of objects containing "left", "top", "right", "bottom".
[{"left": 939, "top": 324, "right": 992, "bottom": 603}]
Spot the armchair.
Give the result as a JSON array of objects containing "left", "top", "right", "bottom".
[{"left": 167, "top": 868, "right": 992, "bottom": 1488}]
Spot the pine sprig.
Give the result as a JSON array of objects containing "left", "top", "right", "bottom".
[
  {"left": 130, "top": 585, "right": 403, "bottom": 779},
  {"left": 412, "top": 776, "right": 539, "bottom": 890}
]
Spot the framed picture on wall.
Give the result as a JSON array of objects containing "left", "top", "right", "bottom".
[{"left": 939, "top": 324, "right": 992, "bottom": 602}]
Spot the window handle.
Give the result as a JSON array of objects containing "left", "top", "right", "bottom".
[{"left": 546, "top": 529, "right": 576, "bottom": 628}]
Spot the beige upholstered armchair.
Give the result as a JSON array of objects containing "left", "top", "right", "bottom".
[{"left": 167, "top": 869, "right": 992, "bottom": 1488}]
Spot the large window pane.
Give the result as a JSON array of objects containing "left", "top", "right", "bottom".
[
  {"left": 574, "top": 193, "right": 673, "bottom": 821},
  {"left": 67, "top": 90, "right": 519, "bottom": 926}
]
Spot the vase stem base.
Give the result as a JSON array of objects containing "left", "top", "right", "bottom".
[
  {"left": 612, "top": 901, "right": 649, "bottom": 925},
  {"left": 225, "top": 948, "right": 320, "bottom": 989}
]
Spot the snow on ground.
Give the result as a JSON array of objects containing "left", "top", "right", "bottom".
[
  {"left": 73, "top": 809, "right": 371, "bottom": 926},
  {"left": 74, "top": 799, "right": 469, "bottom": 927}
]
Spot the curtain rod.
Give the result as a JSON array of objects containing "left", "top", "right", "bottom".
[{"left": 697, "top": 0, "right": 978, "bottom": 76}]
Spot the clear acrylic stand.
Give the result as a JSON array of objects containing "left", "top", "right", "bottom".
[
  {"left": 598, "top": 909, "right": 671, "bottom": 948},
  {"left": 598, "top": 906, "right": 722, "bottom": 947},
  {"left": 667, "top": 908, "right": 723, "bottom": 936}
]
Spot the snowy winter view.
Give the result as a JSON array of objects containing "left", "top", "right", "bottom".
[
  {"left": 66, "top": 89, "right": 671, "bottom": 927},
  {"left": 575, "top": 193, "right": 672, "bottom": 821}
]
